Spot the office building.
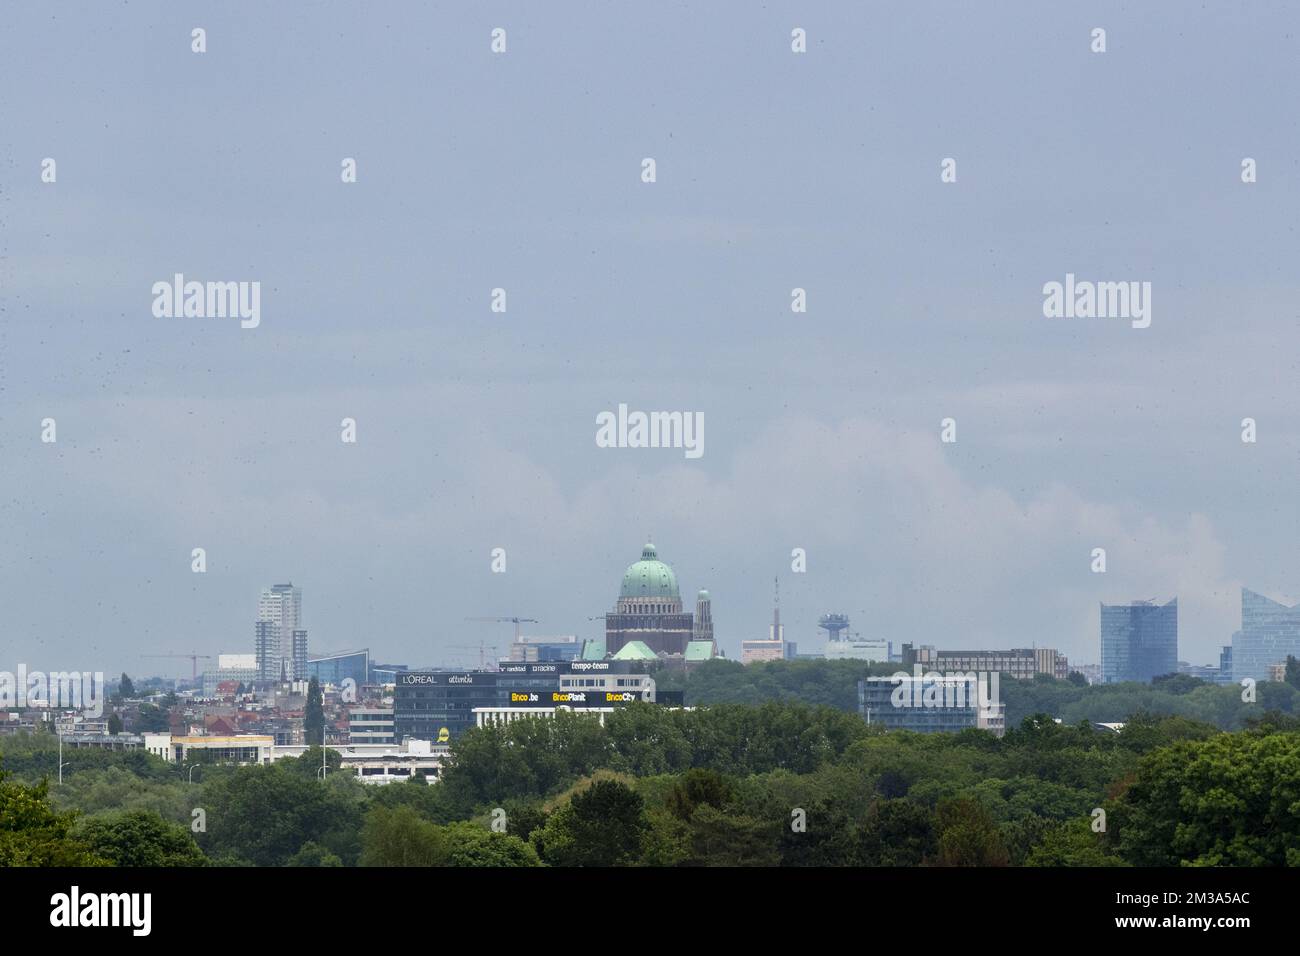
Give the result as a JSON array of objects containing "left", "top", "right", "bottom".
[
  {"left": 392, "top": 663, "right": 564, "bottom": 742},
  {"left": 145, "top": 733, "right": 275, "bottom": 766},
  {"left": 817, "top": 611, "right": 888, "bottom": 662},
  {"left": 392, "top": 661, "right": 660, "bottom": 742},
  {"left": 557, "top": 660, "right": 655, "bottom": 697},
  {"left": 370, "top": 662, "right": 407, "bottom": 684},
  {"left": 741, "top": 640, "right": 793, "bottom": 664},
  {"left": 825, "top": 636, "right": 891, "bottom": 663},
  {"left": 254, "top": 621, "right": 279, "bottom": 682},
  {"left": 1100, "top": 598, "right": 1178, "bottom": 683},
  {"left": 477, "top": 661, "right": 677, "bottom": 727},
  {"left": 307, "top": 648, "right": 371, "bottom": 688},
  {"left": 60, "top": 733, "right": 144, "bottom": 752},
  {"left": 292, "top": 629, "right": 308, "bottom": 678},
  {"left": 201, "top": 654, "right": 259, "bottom": 697},
  {"left": 1234, "top": 588, "right": 1300, "bottom": 682},
  {"left": 348, "top": 707, "right": 395, "bottom": 744},
  {"left": 901, "top": 644, "right": 1068, "bottom": 680},
  {"left": 858, "top": 676, "right": 1005, "bottom": 737},
  {"left": 1220, "top": 643, "right": 1234, "bottom": 683},
  {"left": 393, "top": 671, "right": 484, "bottom": 743},
  {"left": 1177, "top": 661, "right": 1223, "bottom": 682},
  {"left": 1076, "top": 663, "right": 1102, "bottom": 685},
  {"left": 505, "top": 635, "right": 580, "bottom": 663},
  {"left": 145, "top": 733, "right": 447, "bottom": 784}
]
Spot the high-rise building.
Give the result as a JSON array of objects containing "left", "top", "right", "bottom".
[
  {"left": 1234, "top": 589, "right": 1300, "bottom": 682},
  {"left": 292, "top": 629, "right": 308, "bottom": 679},
  {"left": 259, "top": 583, "right": 301, "bottom": 634},
  {"left": 255, "top": 583, "right": 307, "bottom": 681},
  {"left": 254, "top": 621, "right": 279, "bottom": 682},
  {"left": 1100, "top": 598, "right": 1178, "bottom": 684}
]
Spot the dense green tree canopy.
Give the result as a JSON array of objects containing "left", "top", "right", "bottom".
[
  {"left": 1114, "top": 731, "right": 1300, "bottom": 866},
  {"left": 533, "top": 779, "right": 648, "bottom": 867},
  {"left": 3, "top": 688, "right": 1297, "bottom": 868},
  {"left": 0, "top": 770, "right": 106, "bottom": 866},
  {"left": 76, "top": 809, "right": 207, "bottom": 867},
  {"left": 197, "top": 758, "right": 365, "bottom": 866}
]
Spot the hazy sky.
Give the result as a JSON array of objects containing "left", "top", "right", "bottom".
[{"left": 4, "top": 2, "right": 1299, "bottom": 676}]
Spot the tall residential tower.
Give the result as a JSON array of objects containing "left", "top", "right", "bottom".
[{"left": 255, "top": 583, "right": 307, "bottom": 681}]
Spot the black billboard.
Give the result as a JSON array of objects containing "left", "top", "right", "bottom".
[{"left": 500, "top": 688, "right": 661, "bottom": 708}]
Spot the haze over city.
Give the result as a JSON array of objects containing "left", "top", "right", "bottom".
[{"left": 5, "top": 1, "right": 1299, "bottom": 673}]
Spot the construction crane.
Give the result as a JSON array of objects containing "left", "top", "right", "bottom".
[
  {"left": 448, "top": 642, "right": 499, "bottom": 670},
  {"left": 465, "top": 616, "right": 538, "bottom": 643},
  {"left": 141, "top": 652, "right": 214, "bottom": 681}
]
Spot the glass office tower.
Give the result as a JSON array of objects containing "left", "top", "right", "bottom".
[
  {"left": 1100, "top": 598, "right": 1178, "bottom": 683},
  {"left": 1234, "top": 588, "right": 1300, "bottom": 682}
]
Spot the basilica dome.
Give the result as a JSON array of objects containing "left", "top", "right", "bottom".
[{"left": 619, "top": 542, "right": 680, "bottom": 601}]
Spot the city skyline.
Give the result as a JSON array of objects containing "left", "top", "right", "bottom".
[
  {"left": 2, "top": 2, "right": 1297, "bottom": 898},
  {"left": 44, "top": 560, "right": 1300, "bottom": 680},
  {"left": 5, "top": 3, "right": 1299, "bottom": 674}
]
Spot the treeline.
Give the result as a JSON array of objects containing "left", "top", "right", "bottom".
[
  {"left": 653, "top": 658, "right": 1300, "bottom": 729},
  {"left": 3, "top": 703, "right": 1298, "bottom": 866}
]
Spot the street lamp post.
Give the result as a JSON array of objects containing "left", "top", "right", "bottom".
[{"left": 58, "top": 730, "right": 68, "bottom": 785}]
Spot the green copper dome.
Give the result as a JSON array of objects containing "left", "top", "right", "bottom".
[{"left": 620, "top": 542, "right": 680, "bottom": 600}]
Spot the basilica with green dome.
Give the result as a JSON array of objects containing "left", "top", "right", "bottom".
[{"left": 604, "top": 541, "right": 716, "bottom": 660}]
